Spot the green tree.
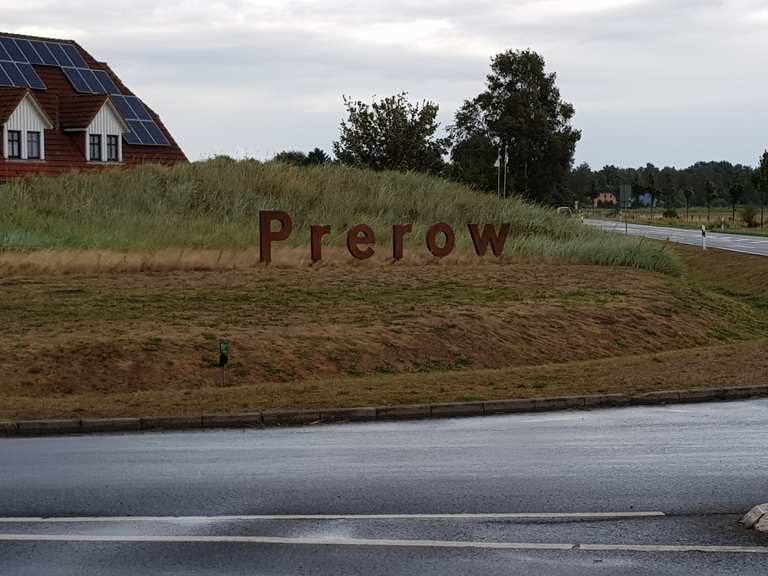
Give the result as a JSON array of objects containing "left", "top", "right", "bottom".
[
  {"left": 306, "top": 148, "right": 330, "bottom": 165},
  {"left": 704, "top": 179, "right": 718, "bottom": 223},
  {"left": 728, "top": 182, "right": 745, "bottom": 222},
  {"left": 753, "top": 150, "right": 768, "bottom": 227},
  {"left": 272, "top": 150, "right": 308, "bottom": 165},
  {"left": 449, "top": 49, "right": 580, "bottom": 204},
  {"left": 333, "top": 92, "right": 448, "bottom": 174},
  {"left": 683, "top": 187, "right": 694, "bottom": 220}
]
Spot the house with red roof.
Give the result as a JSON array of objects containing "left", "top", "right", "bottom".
[{"left": 0, "top": 32, "right": 186, "bottom": 182}]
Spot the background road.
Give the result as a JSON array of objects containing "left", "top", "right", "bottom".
[
  {"left": 1, "top": 400, "right": 767, "bottom": 574},
  {"left": 584, "top": 218, "right": 768, "bottom": 256}
]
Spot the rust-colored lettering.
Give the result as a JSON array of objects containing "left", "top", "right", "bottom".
[
  {"left": 426, "top": 223, "right": 455, "bottom": 258},
  {"left": 310, "top": 225, "right": 331, "bottom": 262},
  {"left": 468, "top": 223, "right": 511, "bottom": 256},
  {"left": 392, "top": 224, "right": 412, "bottom": 260},
  {"left": 259, "top": 210, "right": 293, "bottom": 264},
  {"left": 347, "top": 224, "right": 376, "bottom": 259}
]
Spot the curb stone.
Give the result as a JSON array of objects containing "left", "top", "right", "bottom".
[
  {"left": 0, "top": 384, "right": 766, "bottom": 437},
  {"left": 742, "top": 504, "right": 768, "bottom": 532}
]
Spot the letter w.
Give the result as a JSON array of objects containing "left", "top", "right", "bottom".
[{"left": 468, "top": 224, "right": 511, "bottom": 256}]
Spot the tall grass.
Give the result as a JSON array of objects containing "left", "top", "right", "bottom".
[{"left": 0, "top": 158, "right": 679, "bottom": 273}]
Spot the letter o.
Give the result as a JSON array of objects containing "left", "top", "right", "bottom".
[{"left": 425, "top": 223, "right": 455, "bottom": 258}]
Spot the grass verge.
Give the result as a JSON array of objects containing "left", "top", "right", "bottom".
[{"left": 0, "top": 244, "right": 766, "bottom": 421}]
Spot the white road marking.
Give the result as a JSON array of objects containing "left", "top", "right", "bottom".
[
  {"left": 0, "top": 534, "right": 767, "bottom": 554},
  {"left": 0, "top": 512, "right": 665, "bottom": 523}
]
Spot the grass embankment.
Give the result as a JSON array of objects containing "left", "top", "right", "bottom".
[
  {"left": 1, "top": 162, "right": 765, "bottom": 420},
  {"left": 0, "top": 159, "right": 677, "bottom": 273},
  {"left": 0, "top": 248, "right": 766, "bottom": 419}
]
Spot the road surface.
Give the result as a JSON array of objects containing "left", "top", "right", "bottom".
[
  {"left": 1, "top": 400, "right": 767, "bottom": 574},
  {"left": 585, "top": 218, "right": 768, "bottom": 256}
]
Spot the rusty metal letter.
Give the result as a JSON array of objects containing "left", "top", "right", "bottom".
[
  {"left": 310, "top": 225, "right": 331, "bottom": 262},
  {"left": 259, "top": 210, "right": 293, "bottom": 264},
  {"left": 347, "top": 224, "right": 376, "bottom": 259},
  {"left": 468, "top": 223, "right": 511, "bottom": 256},
  {"left": 392, "top": 224, "right": 412, "bottom": 260},
  {"left": 425, "top": 223, "right": 455, "bottom": 258}
]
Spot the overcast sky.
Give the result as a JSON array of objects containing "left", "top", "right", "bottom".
[{"left": 5, "top": 0, "right": 768, "bottom": 168}]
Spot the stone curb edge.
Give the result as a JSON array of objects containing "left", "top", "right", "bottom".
[
  {"left": 1, "top": 385, "right": 766, "bottom": 437},
  {"left": 742, "top": 504, "right": 768, "bottom": 532}
]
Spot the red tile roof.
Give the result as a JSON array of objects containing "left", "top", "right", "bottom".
[{"left": 58, "top": 95, "right": 110, "bottom": 129}]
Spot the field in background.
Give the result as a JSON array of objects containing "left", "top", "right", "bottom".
[
  {"left": 591, "top": 207, "right": 768, "bottom": 237},
  {"left": 0, "top": 159, "right": 678, "bottom": 273}
]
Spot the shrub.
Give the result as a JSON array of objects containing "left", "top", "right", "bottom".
[
  {"left": 741, "top": 206, "right": 759, "bottom": 228},
  {"left": 662, "top": 209, "right": 679, "bottom": 219}
]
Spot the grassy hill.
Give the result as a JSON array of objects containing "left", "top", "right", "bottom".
[
  {"left": 0, "top": 158, "right": 678, "bottom": 273},
  {"left": 3, "top": 161, "right": 765, "bottom": 421}
]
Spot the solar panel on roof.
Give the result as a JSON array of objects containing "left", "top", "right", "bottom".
[
  {"left": 127, "top": 119, "right": 154, "bottom": 144},
  {"left": 28, "top": 41, "right": 58, "bottom": 66},
  {"left": 142, "top": 121, "right": 169, "bottom": 146},
  {"left": 0, "top": 62, "right": 27, "bottom": 87},
  {"left": 0, "top": 41, "right": 10, "bottom": 61},
  {"left": 0, "top": 65, "right": 12, "bottom": 87},
  {"left": 62, "top": 67, "right": 92, "bottom": 93},
  {"left": 46, "top": 42, "right": 73, "bottom": 67},
  {"left": 16, "top": 63, "right": 45, "bottom": 90},
  {"left": 93, "top": 70, "right": 119, "bottom": 94},
  {"left": 125, "top": 96, "right": 152, "bottom": 121},
  {"left": 111, "top": 95, "right": 137, "bottom": 119},
  {"left": 61, "top": 44, "right": 88, "bottom": 68},
  {"left": 16, "top": 39, "right": 45, "bottom": 65},
  {"left": 123, "top": 130, "right": 141, "bottom": 145},
  {"left": 78, "top": 68, "right": 104, "bottom": 93},
  {"left": 0, "top": 38, "right": 26, "bottom": 62}
]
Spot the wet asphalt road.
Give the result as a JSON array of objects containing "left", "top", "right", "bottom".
[
  {"left": 0, "top": 399, "right": 766, "bottom": 574},
  {"left": 584, "top": 218, "right": 768, "bottom": 256}
]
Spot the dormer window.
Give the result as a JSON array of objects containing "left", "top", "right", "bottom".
[
  {"left": 7, "top": 130, "right": 21, "bottom": 159},
  {"left": 89, "top": 134, "right": 102, "bottom": 161},
  {"left": 27, "top": 131, "right": 41, "bottom": 160},
  {"left": 0, "top": 91, "right": 52, "bottom": 161}
]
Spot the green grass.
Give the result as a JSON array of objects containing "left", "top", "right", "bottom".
[{"left": 0, "top": 158, "right": 679, "bottom": 273}]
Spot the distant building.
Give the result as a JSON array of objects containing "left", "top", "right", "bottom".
[
  {"left": 594, "top": 192, "right": 617, "bottom": 206},
  {"left": 0, "top": 32, "right": 186, "bottom": 182}
]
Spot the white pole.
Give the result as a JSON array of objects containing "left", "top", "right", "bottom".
[
  {"left": 502, "top": 145, "right": 508, "bottom": 198},
  {"left": 701, "top": 225, "right": 707, "bottom": 250}
]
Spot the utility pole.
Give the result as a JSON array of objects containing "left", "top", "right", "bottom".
[
  {"left": 502, "top": 145, "right": 509, "bottom": 198},
  {"left": 494, "top": 147, "right": 501, "bottom": 198}
]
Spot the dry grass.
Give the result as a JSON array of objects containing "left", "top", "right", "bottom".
[
  {"left": 2, "top": 340, "right": 765, "bottom": 420},
  {"left": 1, "top": 245, "right": 766, "bottom": 420}
]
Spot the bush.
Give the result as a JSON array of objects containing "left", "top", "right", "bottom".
[
  {"left": 741, "top": 206, "right": 759, "bottom": 228},
  {"left": 662, "top": 209, "right": 679, "bottom": 219}
]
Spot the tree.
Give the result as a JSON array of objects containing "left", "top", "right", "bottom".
[
  {"left": 754, "top": 150, "right": 768, "bottom": 227},
  {"left": 728, "top": 182, "right": 745, "bottom": 222},
  {"left": 704, "top": 179, "right": 718, "bottom": 223},
  {"left": 639, "top": 164, "right": 659, "bottom": 220},
  {"left": 568, "top": 163, "right": 594, "bottom": 208},
  {"left": 273, "top": 150, "right": 308, "bottom": 165},
  {"left": 683, "top": 187, "right": 693, "bottom": 220},
  {"left": 333, "top": 92, "right": 449, "bottom": 174},
  {"left": 306, "top": 148, "right": 330, "bottom": 166},
  {"left": 449, "top": 49, "right": 580, "bottom": 203}
]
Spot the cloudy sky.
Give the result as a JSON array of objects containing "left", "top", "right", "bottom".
[{"left": 5, "top": 0, "right": 768, "bottom": 168}]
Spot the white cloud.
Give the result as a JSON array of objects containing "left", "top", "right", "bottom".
[{"left": 2, "top": 0, "right": 767, "bottom": 167}]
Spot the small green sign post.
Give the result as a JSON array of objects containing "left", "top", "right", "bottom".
[{"left": 219, "top": 340, "right": 230, "bottom": 367}]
